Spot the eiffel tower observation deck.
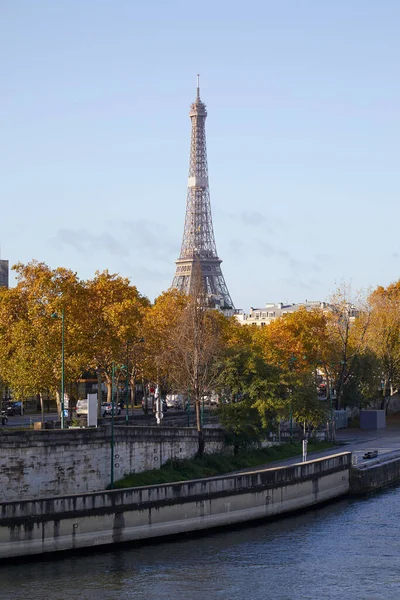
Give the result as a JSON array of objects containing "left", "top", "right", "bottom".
[{"left": 171, "top": 77, "right": 234, "bottom": 311}]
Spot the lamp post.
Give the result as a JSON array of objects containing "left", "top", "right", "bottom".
[
  {"left": 110, "top": 361, "right": 115, "bottom": 489},
  {"left": 125, "top": 351, "right": 129, "bottom": 425},
  {"left": 288, "top": 354, "right": 296, "bottom": 444},
  {"left": 51, "top": 308, "right": 65, "bottom": 429}
]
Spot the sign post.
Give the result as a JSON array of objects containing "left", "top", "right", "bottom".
[
  {"left": 302, "top": 439, "right": 308, "bottom": 462},
  {"left": 155, "top": 386, "right": 163, "bottom": 425}
]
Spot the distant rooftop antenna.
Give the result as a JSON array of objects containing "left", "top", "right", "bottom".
[{"left": 196, "top": 74, "right": 200, "bottom": 99}]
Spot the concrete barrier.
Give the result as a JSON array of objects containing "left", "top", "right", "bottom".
[{"left": 0, "top": 452, "right": 351, "bottom": 560}]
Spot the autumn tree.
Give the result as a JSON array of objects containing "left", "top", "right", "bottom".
[
  {"left": 0, "top": 262, "right": 89, "bottom": 418},
  {"left": 167, "top": 263, "right": 225, "bottom": 455},
  {"left": 326, "top": 284, "right": 371, "bottom": 409},
  {"left": 141, "top": 289, "right": 188, "bottom": 386},
  {"left": 254, "top": 307, "right": 329, "bottom": 427},
  {"left": 367, "top": 281, "right": 400, "bottom": 411},
  {"left": 83, "top": 271, "right": 150, "bottom": 403}
]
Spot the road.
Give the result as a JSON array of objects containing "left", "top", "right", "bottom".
[
  {"left": 0, "top": 407, "right": 178, "bottom": 428},
  {"left": 233, "top": 423, "right": 400, "bottom": 473},
  {"left": 1, "top": 410, "right": 132, "bottom": 428},
  {"left": 1, "top": 413, "right": 60, "bottom": 428}
]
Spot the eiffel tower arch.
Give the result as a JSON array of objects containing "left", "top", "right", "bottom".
[{"left": 171, "top": 77, "right": 234, "bottom": 311}]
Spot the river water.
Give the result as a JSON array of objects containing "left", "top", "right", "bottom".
[{"left": 1, "top": 487, "right": 400, "bottom": 600}]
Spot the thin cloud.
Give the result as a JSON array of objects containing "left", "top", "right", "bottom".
[
  {"left": 53, "top": 219, "right": 180, "bottom": 265},
  {"left": 54, "top": 228, "right": 128, "bottom": 257},
  {"left": 119, "top": 219, "right": 180, "bottom": 263},
  {"left": 240, "top": 211, "right": 268, "bottom": 227},
  {"left": 215, "top": 208, "right": 280, "bottom": 231},
  {"left": 256, "top": 240, "right": 321, "bottom": 275}
]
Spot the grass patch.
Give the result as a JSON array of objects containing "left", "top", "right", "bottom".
[{"left": 114, "top": 441, "right": 336, "bottom": 489}]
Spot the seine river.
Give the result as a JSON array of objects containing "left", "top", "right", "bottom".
[{"left": 1, "top": 487, "right": 400, "bottom": 600}]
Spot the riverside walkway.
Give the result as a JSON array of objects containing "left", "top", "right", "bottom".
[{"left": 232, "top": 417, "right": 400, "bottom": 473}]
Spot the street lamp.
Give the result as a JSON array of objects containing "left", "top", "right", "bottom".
[
  {"left": 110, "top": 361, "right": 116, "bottom": 489},
  {"left": 51, "top": 308, "right": 65, "bottom": 429}
]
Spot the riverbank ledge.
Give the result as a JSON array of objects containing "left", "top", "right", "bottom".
[
  {"left": 350, "top": 451, "right": 400, "bottom": 494},
  {"left": 0, "top": 452, "right": 351, "bottom": 560}
]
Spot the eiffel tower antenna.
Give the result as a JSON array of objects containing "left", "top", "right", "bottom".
[{"left": 171, "top": 77, "right": 234, "bottom": 311}]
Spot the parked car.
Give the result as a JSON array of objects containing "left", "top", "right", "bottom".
[
  {"left": 3, "top": 401, "right": 24, "bottom": 416},
  {"left": 101, "top": 402, "right": 121, "bottom": 417},
  {"left": 3, "top": 403, "right": 15, "bottom": 416},
  {"left": 165, "top": 394, "right": 184, "bottom": 410}
]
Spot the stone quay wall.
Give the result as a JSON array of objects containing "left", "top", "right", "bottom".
[
  {"left": 350, "top": 451, "right": 400, "bottom": 494},
  {"left": 0, "top": 427, "right": 226, "bottom": 502},
  {"left": 0, "top": 452, "right": 351, "bottom": 560}
]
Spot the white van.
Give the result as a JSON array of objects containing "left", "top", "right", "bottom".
[
  {"left": 165, "top": 394, "right": 184, "bottom": 409},
  {"left": 75, "top": 399, "right": 88, "bottom": 416}
]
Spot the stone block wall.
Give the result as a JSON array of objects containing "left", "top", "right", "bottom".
[{"left": 0, "top": 426, "right": 226, "bottom": 502}]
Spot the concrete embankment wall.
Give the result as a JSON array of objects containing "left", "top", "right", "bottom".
[
  {"left": 0, "top": 427, "right": 225, "bottom": 502},
  {"left": 0, "top": 452, "right": 351, "bottom": 560},
  {"left": 350, "top": 451, "right": 400, "bottom": 494}
]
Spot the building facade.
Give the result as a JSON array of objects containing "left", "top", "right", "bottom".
[{"left": 234, "top": 301, "right": 329, "bottom": 326}]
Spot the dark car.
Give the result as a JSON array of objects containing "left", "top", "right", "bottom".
[
  {"left": 6, "top": 404, "right": 15, "bottom": 416},
  {"left": 12, "top": 401, "right": 23, "bottom": 415},
  {"left": 3, "top": 402, "right": 23, "bottom": 416}
]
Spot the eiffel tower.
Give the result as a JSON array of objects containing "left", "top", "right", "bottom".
[{"left": 171, "top": 77, "right": 234, "bottom": 311}]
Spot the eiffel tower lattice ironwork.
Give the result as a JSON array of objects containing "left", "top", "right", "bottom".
[{"left": 171, "top": 77, "right": 234, "bottom": 310}]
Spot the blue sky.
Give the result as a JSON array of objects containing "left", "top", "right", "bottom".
[{"left": 1, "top": 0, "right": 399, "bottom": 309}]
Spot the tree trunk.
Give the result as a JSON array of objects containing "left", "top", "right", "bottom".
[
  {"left": 195, "top": 398, "right": 205, "bottom": 457},
  {"left": 97, "top": 370, "right": 102, "bottom": 418},
  {"left": 106, "top": 381, "right": 112, "bottom": 403},
  {"left": 130, "top": 373, "right": 136, "bottom": 417},
  {"left": 39, "top": 392, "right": 44, "bottom": 423},
  {"left": 142, "top": 375, "right": 148, "bottom": 414},
  {"left": 55, "top": 390, "right": 61, "bottom": 417}
]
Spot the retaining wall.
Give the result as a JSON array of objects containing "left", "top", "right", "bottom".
[
  {"left": 0, "top": 427, "right": 225, "bottom": 502},
  {"left": 0, "top": 452, "right": 351, "bottom": 560},
  {"left": 350, "top": 451, "right": 400, "bottom": 494}
]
